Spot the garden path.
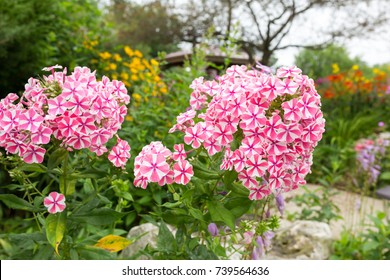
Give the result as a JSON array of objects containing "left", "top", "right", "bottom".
[{"left": 283, "top": 184, "right": 390, "bottom": 239}]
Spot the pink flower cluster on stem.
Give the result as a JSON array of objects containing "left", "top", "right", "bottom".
[
  {"left": 133, "top": 142, "right": 193, "bottom": 189},
  {"left": 168, "top": 65, "right": 325, "bottom": 200},
  {"left": 0, "top": 66, "right": 131, "bottom": 168}
]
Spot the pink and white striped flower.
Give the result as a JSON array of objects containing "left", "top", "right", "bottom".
[
  {"left": 173, "top": 160, "right": 194, "bottom": 185},
  {"left": 44, "top": 192, "right": 66, "bottom": 214},
  {"left": 140, "top": 154, "right": 170, "bottom": 182}
]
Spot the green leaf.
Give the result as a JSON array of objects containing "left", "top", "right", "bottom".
[
  {"left": 48, "top": 148, "right": 67, "bottom": 170},
  {"left": 224, "top": 197, "right": 252, "bottom": 218},
  {"left": 228, "top": 182, "right": 249, "bottom": 197},
  {"left": 71, "top": 208, "right": 124, "bottom": 226},
  {"left": 0, "top": 194, "right": 40, "bottom": 212},
  {"left": 207, "top": 200, "right": 236, "bottom": 230},
  {"left": 379, "top": 172, "right": 390, "bottom": 180},
  {"left": 45, "top": 211, "right": 67, "bottom": 255},
  {"left": 162, "top": 201, "right": 182, "bottom": 208},
  {"left": 18, "top": 163, "right": 47, "bottom": 173},
  {"left": 59, "top": 176, "right": 76, "bottom": 196},
  {"left": 188, "top": 207, "right": 205, "bottom": 221},
  {"left": 157, "top": 221, "right": 176, "bottom": 253},
  {"left": 77, "top": 246, "right": 115, "bottom": 260},
  {"left": 223, "top": 170, "right": 238, "bottom": 187}
]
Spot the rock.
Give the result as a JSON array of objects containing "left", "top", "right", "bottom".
[
  {"left": 121, "top": 223, "right": 160, "bottom": 259},
  {"left": 265, "top": 220, "right": 333, "bottom": 260}
]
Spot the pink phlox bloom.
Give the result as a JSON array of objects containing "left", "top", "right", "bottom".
[
  {"left": 264, "top": 114, "right": 283, "bottom": 140},
  {"left": 111, "top": 80, "right": 129, "bottom": 104},
  {"left": 65, "top": 93, "right": 90, "bottom": 115},
  {"left": 62, "top": 80, "right": 84, "bottom": 99},
  {"left": 276, "top": 78, "right": 299, "bottom": 95},
  {"left": 190, "top": 91, "right": 207, "bottom": 110},
  {"left": 297, "top": 94, "right": 319, "bottom": 119},
  {"left": 1, "top": 109, "right": 20, "bottom": 133},
  {"left": 90, "top": 128, "right": 112, "bottom": 146},
  {"left": 229, "top": 94, "right": 247, "bottom": 118},
  {"left": 173, "top": 160, "right": 194, "bottom": 185},
  {"left": 238, "top": 169, "right": 258, "bottom": 189},
  {"left": 249, "top": 97, "right": 269, "bottom": 111},
  {"left": 240, "top": 136, "right": 264, "bottom": 158},
  {"left": 249, "top": 184, "right": 271, "bottom": 200},
  {"left": 91, "top": 97, "right": 110, "bottom": 120},
  {"left": 189, "top": 77, "right": 204, "bottom": 90},
  {"left": 47, "top": 96, "right": 67, "bottom": 116},
  {"left": 269, "top": 170, "right": 291, "bottom": 191},
  {"left": 66, "top": 133, "right": 91, "bottom": 150},
  {"left": 261, "top": 76, "right": 278, "bottom": 100},
  {"left": 202, "top": 80, "right": 220, "bottom": 96},
  {"left": 213, "top": 123, "right": 234, "bottom": 147},
  {"left": 301, "top": 122, "right": 324, "bottom": 143},
  {"left": 134, "top": 176, "right": 149, "bottom": 189},
  {"left": 158, "top": 169, "right": 174, "bottom": 186},
  {"left": 18, "top": 109, "right": 44, "bottom": 133},
  {"left": 177, "top": 109, "right": 197, "bottom": 125},
  {"left": 140, "top": 153, "right": 170, "bottom": 182},
  {"left": 214, "top": 99, "right": 233, "bottom": 119},
  {"left": 222, "top": 84, "right": 244, "bottom": 99},
  {"left": 31, "top": 126, "right": 52, "bottom": 144},
  {"left": 282, "top": 98, "right": 302, "bottom": 122},
  {"left": 22, "top": 144, "right": 46, "bottom": 163},
  {"left": 44, "top": 192, "right": 66, "bottom": 214},
  {"left": 277, "top": 123, "right": 302, "bottom": 143},
  {"left": 267, "top": 155, "right": 284, "bottom": 174},
  {"left": 169, "top": 123, "right": 186, "bottom": 134},
  {"left": 5, "top": 139, "right": 27, "bottom": 155},
  {"left": 108, "top": 145, "right": 128, "bottom": 168},
  {"left": 184, "top": 123, "right": 205, "bottom": 148},
  {"left": 276, "top": 66, "right": 302, "bottom": 78},
  {"left": 57, "top": 116, "right": 80, "bottom": 138},
  {"left": 116, "top": 139, "right": 131, "bottom": 158},
  {"left": 240, "top": 104, "right": 266, "bottom": 130},
  {"left": 77, "top": 116, "right": 96, "bottom": 135},
  {"left": 232, "top": 149, "right": 246, "bottom": 172},
  {"left": 246, "top": 154, "right": 268, "bottom": 177},
  {"left": 173, "top": 144, "right": 187, "bottom": 161},
  {"left": 220, "top": 149, "right": 234, "bottom": 170},
  {"left": 226, "top": 65, "right": 247, "bottom": 77},
  {"left": 203, "top": 137, "right": 221, "bottom": 156},
  {"left": 218, "top": 115, "right": 239, "bottom": 133},
  {"left": 266, "top": 139, "right": 287, "bottom": 156}
]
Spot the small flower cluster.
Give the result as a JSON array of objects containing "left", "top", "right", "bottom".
[
  {"left": 133, "top": 141, "right": 193, "bottom": 189},
  {"left": 169, "top": 65, "right": 325, "bottom": 200},
  {"left": 0, "top": 65, "right": 131, "bottom": 168},
  {"left": 355, "top": 136, "right": 389, "bottom": 185}
]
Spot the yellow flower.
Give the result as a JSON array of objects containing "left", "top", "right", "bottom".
[
  {"left": 124, "top": 46, "right": 134, "bottom": 57},
  {"left": 120, "top": 72, "right": 129, "bottom": 80},
  {"left": 99, "top": 52, "right": 111, "bottom": 60},
  {"left": 132, "top": 93, "right": 142, "bottom": 102},
  {"left": 113, "top": 53, "right": 122, "bottom": 62},
  {"left": 134, "top": 50, "right": 143, "bottom": 58},
  {"left": 150, "top": 59, "right": 159, "bottom": 66},
  {"left": 131, "top": 74, "right": 139, "bottom": 81},
  {"left": 352, "top": 64, "right": 359, "bottom": 71},
  {"left": 111, "top": 74, "right": 118, "bottom": 80},
  {"left": 332, "top": 63, "right": 339, "bottom": 74},
  {"left": 109, "top": 63, "right": 117, "bottom": 70},
  {"left": 124, "top": 81, "right": 131, "bottom": 87},
  {"left": 126, "top": 115, "right": 133, "bottom": 122},
  {"left": 160, "top": 87, "right": 168, "bottom": 94}
]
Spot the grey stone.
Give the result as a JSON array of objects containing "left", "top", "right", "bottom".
[
  {"left": 121, "top": 223, "right": 160, "bottom": 259},
  {"left": 265, "top": 220, "right": 333, "bottom": 260}
]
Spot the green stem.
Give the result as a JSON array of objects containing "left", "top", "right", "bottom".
[{"left": 63, "top": 151, "right": 69, "bottom": 196}]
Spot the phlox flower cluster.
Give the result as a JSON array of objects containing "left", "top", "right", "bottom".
[
  {"left": 355, "top": 137, "right": 389, "bottom": 185},
  {"left": 0, "top": 65, "right": 131, "bottom": 168},
  {"left": 169, "top": 65, "right": 325, "bottom": 200},
  {"left": 133, "top": 142, "right": 193, "bottom": 189}
]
